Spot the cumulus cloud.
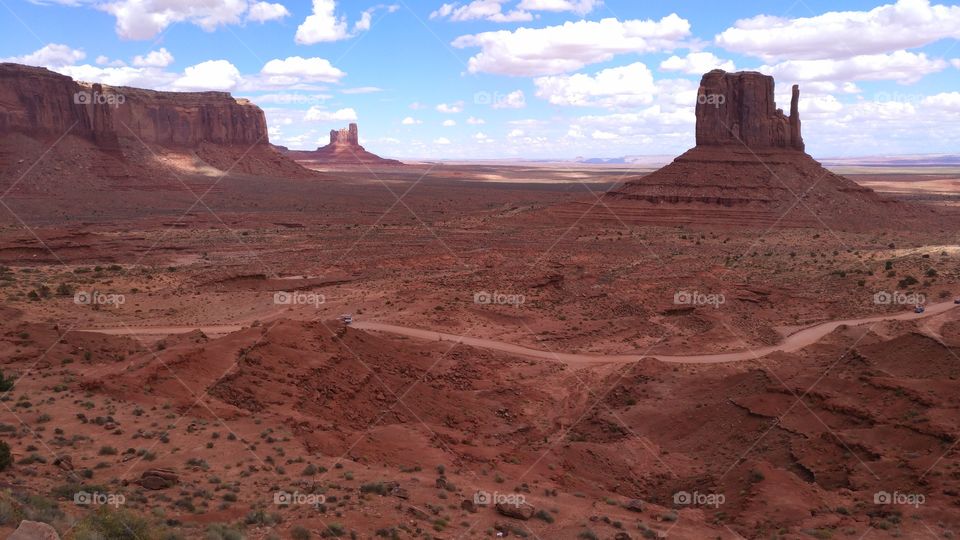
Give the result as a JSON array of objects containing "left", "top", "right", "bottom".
[
  {"left": 172, "top": 60, "right": 243, "bottom": 91},
  {"left": 660, "top": 52, "right": 734, "bottom": 74},
  {"left": 436, "top": 102, "right": 464, "bottom": 113},
  {"left": 434, "top": 137, "right": 452, "bottom": 145},
  {"left": 467, "top": 116, "right": 486, "bottom": 124},
  {"left": 260, "top": 56, "right": 346, "bottom": 85},
  {"left": 516, "top": 0, "right": 600, "bottom": 15},
  {"left": 296, "top": 0, "right": 350, "bottom": 43},
  {"left": 430, "top": 1, "right": 532, "bottom": 22},
  {"left": 716, "top": 0, "right": 960, "bottom": 61},
  {"left": 952, "top": 59, "right": 960, "bottom": 69},
  {"left": 304, "top": 107, "right": 358, "bottom": 121},
  {"left": 132, "top": 48, "right": 174, "bottom": 68},
  {"left": 97, "top": 0, "right": 291, "bottom": 40},
  {"left": 492, "top": 90, "right": 526, "bottom": 109},
  {"left": 922, "top": 92, "right": 960, "bottom": 112},
  {"left": 431, "top": 0, "right": 599, "bottom": 22},
  {"left": 761, "top": 50, "right": 947, "bottom": 84},
  {"left": 247, "top": 1, "right": 290, "bottom": 22},
  {"left": 534, "top": 62, "right": 656, "bottom": 108},
  {"left": 2, "top": 43, "right": 85, "bottom": 67},
  {"left": 296, "top": 0, "right": 391, "bottom": 43},
  {"left": 452, "top": 15, "right": 691, "bottom": 76},
  {"left": 443, "top": 119, "right": 457, "bottom": 126},
  {"left": 402, "top": 116, "right": 422, "bottom": 125}
]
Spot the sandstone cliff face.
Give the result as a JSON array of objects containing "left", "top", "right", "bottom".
[
  {"left": 0, "top": 63, "right": 314, "bottom": 183},
  {"left": 695, "top": 70, "right": 804, "bottom": 151},
  {"left": 329, "top": 123, "right": 359, "bottom": 146},
  {"left": 0, "top": 63, "right": 267, "bottom": 148}
]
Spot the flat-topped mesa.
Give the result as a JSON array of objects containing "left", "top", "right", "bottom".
[
  {"left": 329, "top": 123, "right": 360, "bottom": 147},
  {"left": 695, "top": 70, "right": 804, "bottom": 151}
]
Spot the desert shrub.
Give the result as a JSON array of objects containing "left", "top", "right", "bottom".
[
  {"left": 206, "top": 523, "right": 245, "bottom": 540},
  {"left": 0, "top": 441, "right": 12, "bottom": 471},
  {"left": 73, "top": 506, "right": 166, "bottom": 540},
  {"left": 359, "top": 482, "right": 388, "bottom": 495},
  {"left": 291, "top": 526, "right": 311, "bottom": 540},
  {"left": 0, "top": 371, "right": 15, "bottom": 393},
  {"left": 898, "top": 275, "right": 919, "bottom": 288}
]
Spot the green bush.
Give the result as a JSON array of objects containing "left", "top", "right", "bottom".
[
  {"left": 0, "top": 441, "right": 12, "bottom": 471},
  {"left": 73, "top": 506, "right": 166, "bottom": 540}
]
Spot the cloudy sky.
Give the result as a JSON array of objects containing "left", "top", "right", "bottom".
[{"left": 2, "top": 0, "right": 960, "bottom": 159}]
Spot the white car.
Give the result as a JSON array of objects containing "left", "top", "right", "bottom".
[{"left": 340, "top": 314, "right": 353, "bottom": 325}]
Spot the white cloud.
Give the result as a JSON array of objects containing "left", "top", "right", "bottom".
[
  {"left": 434, "top": 137, "right": 452, "bottom": 145},
  {"left": 100, "top": 0, "right": 248, "bottom": 40},
  {"left": 260, "top": 56, "right": 346, "bottom": 84},
  {"left": 716, "top": 0, "right": 960, "bottom": 61},
  {"left": 761, "top": 50, "right": 947, "bottom": 84},
  {"left": 467, "top": 116, "right": 486, "bottom": 124},
  {"left": 534, "top": 62, "right": 656, "bottom": 108},
  {"left": 2, "top": 43, "right": 85, "bottom": 67},
  {"left": 516, "top": 0, "right": 600, "bottom": 15},
  {"left": 492, "top": 89, "right": 526, "bottom": 109},
  {"left": 304, "top": 107, "right": 358, "bottom": 122},
  {"left": 508, "top": 128, "right": 525, "bottom": 138},
  {"left": 430, "top": 1, "right": 532, "bottom": 23},
  {"left": 431, "top": 0, "right": 599, "bottom": 22},
  {"left": 436, "top": 101, "right": 464, "bottom": 113},
  {"left": 409, "top": 102, "right": 427, "bottom": 110},
  {"left": 952, "top": 59, "right": 960, "bottom": 69},
  {"left": 342, "top": 86, "right": 383, "bottom": 94},
  {"left": 296, "top": 0, "right": 349, "bottom": 43},
  {"left": 660, "top": 52, "right": 734, "bottom": 74},
  {"left": 922, "top": 92, "right": 960, "bottom": 112},
  {"left": 402, "top": 116, "right": 422, "bottom": 125},
  {"left": 53, "top": 64, "right": 175, "bottom": 88},
  {"left": 132, "top": 48, "right": 174, "bottom": 68},
  {"left": 592, "top": 130, "right": 619, "bottom": 140},
  {"left": 172, "top": 60, "right": 242, "bottom": 91},
  {"left": 451, "top": 15, "right": 691, "bottom": 76},
  {"left": 474, "top": 132, "right": 493, "bottom": 143},
  {"left": 443, "top": 119, "right": 457, "bottom": 126},
  {"left": 247, "top": 1, "right": 290, "bottom": 23}
]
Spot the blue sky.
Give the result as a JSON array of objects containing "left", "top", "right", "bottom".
[{"left": 2, "top": 0, "right": 960, "bottom": 159}]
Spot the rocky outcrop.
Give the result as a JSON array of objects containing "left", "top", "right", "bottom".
[
  {"left": 695, "top": 69, "right": 804, "bottom": 151},
  {"left": 0, "top": 62, "right": 315, "bottom": 182},
  {"left": 281, "top": 123, "right": 402, "bottom": 165},
  {"left": 8, "top": 521, "right": 61, "bottom": 540},
  {"left": 578, "top": 70, "right": 932, "bottom": 230}
]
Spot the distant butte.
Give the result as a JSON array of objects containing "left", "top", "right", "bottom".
[
  {"left": 547, "top": 69, "right": 943, "bottom": 230},
  {"left": 279, "top": 123, "right": 402, "bottom": 166}
]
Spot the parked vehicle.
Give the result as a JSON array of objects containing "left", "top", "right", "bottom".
[
  {"left": 340, "top": 314, "right": 353, "bottom": 324},
  {"left": 914, "top": 305, "right": 925, "bottom": 314}
]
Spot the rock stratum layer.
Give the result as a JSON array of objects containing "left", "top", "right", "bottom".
[
  {"left": 696, "top": 69, "right": 803, "bottom": 151},
  {"left": 0, "top": 63, "right": 315, "bottom": 192},
  {"left": 280, "top": 123, "right": 401, "bottom": 166},
  {"left": 544, "top": 69, "right": 936, "bottom": 230}
]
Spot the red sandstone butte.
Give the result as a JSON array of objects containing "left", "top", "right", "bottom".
[{"left": 280, "top": 123, "right": 402, "bottom": 166}]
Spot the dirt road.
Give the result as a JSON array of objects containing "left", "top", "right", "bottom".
[{"left": 81, "top": 301, "right": 957, "bottom": 364}]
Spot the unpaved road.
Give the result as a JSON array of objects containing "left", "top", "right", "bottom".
[{"left": 81, "top": 301, "right": 957, "bottom": 364}]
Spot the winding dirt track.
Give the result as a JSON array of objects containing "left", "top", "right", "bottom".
[{"left": 80, "top": 301, "right": 957, "bottom": 364}]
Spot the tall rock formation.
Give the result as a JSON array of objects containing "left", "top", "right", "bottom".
[
  {"left": 0, "top": 62, "right": 315, "bottom": 186},
  {"left": 694, "top": 70, "right": 804, "bottom": 151},
  {"left": 544, "top": 69, "right": 925, "bottom": 230},
  {"left": 280, "top": 123, "right": 401, "bottom": 166}
]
